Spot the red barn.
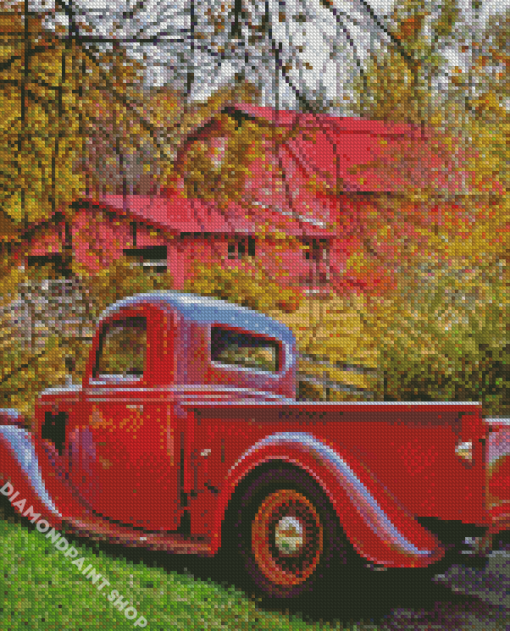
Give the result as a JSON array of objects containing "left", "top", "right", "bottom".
[{"left": 23, "top": 103, "right": 482, "bottom": 295}]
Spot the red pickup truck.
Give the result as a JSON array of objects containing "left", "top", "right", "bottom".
[{"left": 0, "top": 291, "right": 509, "bottom": 599}]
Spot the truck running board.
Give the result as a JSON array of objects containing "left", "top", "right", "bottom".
[{"left": 65, "top": 514, "right": 213, "bottom": 556}]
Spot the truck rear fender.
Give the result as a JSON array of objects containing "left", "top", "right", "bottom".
[
  {"left": 0, "top": 426, "right": 84, "bottom": 529},
  {"left": 212, "top": 431, "right": 444, "bottom": 568}
]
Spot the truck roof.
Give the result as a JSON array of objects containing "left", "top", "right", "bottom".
[{"left": 100, "top": 291, "right": 297, "bottom": 347}]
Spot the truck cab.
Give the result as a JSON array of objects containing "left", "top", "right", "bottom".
[{"left": 34, "top": 292, "right": 298, "bottom": 531}]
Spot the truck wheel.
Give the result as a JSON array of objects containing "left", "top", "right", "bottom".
[{"left": 225, "top": 466, "right": 357, "bottom": 599}]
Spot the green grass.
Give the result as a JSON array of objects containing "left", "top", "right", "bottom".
[{"left": 0, "top": 516, "right": 379, "bottom": 630}]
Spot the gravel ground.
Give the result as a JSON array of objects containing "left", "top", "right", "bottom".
[{"left": 377, "top": 549, "right": 510, "bottom": 630}]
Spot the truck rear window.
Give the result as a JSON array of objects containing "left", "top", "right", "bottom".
[{"left": 211, "top": 326, "right": 280, "bottom": 373}]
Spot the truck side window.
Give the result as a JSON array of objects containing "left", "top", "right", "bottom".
[
  {"left": 211, "top": 326, "right": 280, "bottom": 373},
  {"left": 93, "top": 317, "right": 147, "bottom": 379}
]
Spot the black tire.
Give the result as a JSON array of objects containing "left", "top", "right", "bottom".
[
  {"left": 494, "top": 529, "right": 510, "bottom": 551},
  {"left": 0, "top": 493, "right": 19, "bottom": 524},
  {"left": 222, "top": 465, "right": 362, "bottom": 600}
]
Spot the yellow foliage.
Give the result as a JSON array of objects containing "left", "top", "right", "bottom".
[
  {"left": 0, "top": 1, "right": 148, "bottom": 233},
  {"left": 184, "top": 261, "right": 301, "bottom": 315},
  {"left": 77, "top": 257, "right": 175, "bottom": 318},
  {"left": 354, "top": 49, "right": 425, "bottom": 123}
]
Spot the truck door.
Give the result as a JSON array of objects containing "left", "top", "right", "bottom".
[{"left": 68, "top": 309, "right": 181, "bottom": 531}]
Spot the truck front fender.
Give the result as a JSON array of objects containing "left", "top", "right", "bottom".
[
  {"left": 212, "top": 431, "right": 444, "bottom": 568},
  {"left": 0, "top": 426, "right": 85, "bottom": 529},
  {"left": 0, "top": 408, "right": 28, "bottom": 429}
]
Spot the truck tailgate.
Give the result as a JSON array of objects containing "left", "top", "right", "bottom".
[{"left": 486, "top": 417, "right": 510, "bottom": 533}]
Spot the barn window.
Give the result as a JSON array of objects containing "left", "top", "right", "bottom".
[
  {"left": 123, "top": 245, "right": 167, "bottom": 273},
  {"left": 302, "top": 238, "right": 329, "bottom": 262},
  {"left": 27, "top": 253, "right": 71, "bottom": 279},
  {"left": 301, "top": 239, "right": 330, "bottom": 286},
  {"left": 227, "top": 236, "right": 256, "bottom": 260}
]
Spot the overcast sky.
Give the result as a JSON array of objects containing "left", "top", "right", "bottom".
[{"left": 58, "top": 0, "right": 510, "bottom": 106}]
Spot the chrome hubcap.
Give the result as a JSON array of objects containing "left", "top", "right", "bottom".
[{"left": 274, "top": 515, "right": 305, "bottom": 555}]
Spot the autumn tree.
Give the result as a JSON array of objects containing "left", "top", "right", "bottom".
[
  {"left": 0, "top": 1, "right": 150, "bottom": 229},
  {"left": 347, "top": 1, "right": 510, "bottom": 413},
  {"left": 0, "top": 0, "right": 160, "bottom": 415},
  {"left": 350, "top": 0, "right": 463, "bottom": 124}
]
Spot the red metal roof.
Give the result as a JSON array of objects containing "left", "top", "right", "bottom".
[
  {"left": 91, "top": 195, "right": 254, "bottom": 233},
  {"left": 227, "top": 103, "right": 475, "bottom": 195},
  {"left": 91, "top": 194, "right": 335, "bottom": 237},
  {"left": 85, "top": 104, "right": 496, "bottom": 236},
  {"left": 230, "top": 103, "right": 415, "bottom": 135}
]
